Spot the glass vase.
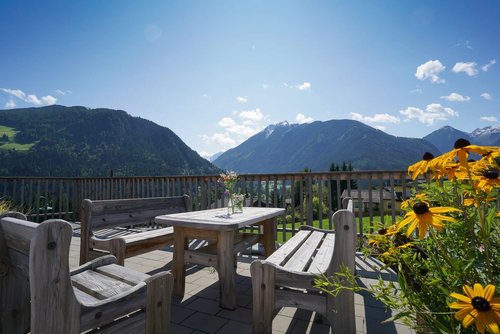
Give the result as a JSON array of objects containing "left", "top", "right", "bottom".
[{"left": 227, "top": 193, "right": 244, "bottom": 215}]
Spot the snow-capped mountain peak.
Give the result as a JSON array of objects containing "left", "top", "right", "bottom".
[{"left": 471, "top": 125, "right": 500, "bottom": 137}]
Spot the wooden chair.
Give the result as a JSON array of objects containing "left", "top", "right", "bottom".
[
  {"left": 251, "top": 198, "right": 356, "bottom": 333},
  {"left": 0, "top": 216, "right": 173, "bottom": 333},
  {"left": 80, "top": 195, "right": 191, "bottom": 265}
]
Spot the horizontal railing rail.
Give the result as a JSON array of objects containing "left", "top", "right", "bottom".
[{"left": 0, "top": 171, "right": 417, "bottom": 242}]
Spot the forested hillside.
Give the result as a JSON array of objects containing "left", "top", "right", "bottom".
[{"left": 0, "top": 105, "right": 219, "bottom": 176}]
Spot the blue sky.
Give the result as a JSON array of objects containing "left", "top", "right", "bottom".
[{"left": 1, "top": 1, "right": 499, "bottom": 158}]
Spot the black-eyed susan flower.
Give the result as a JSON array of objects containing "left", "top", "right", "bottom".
[
  {"left": 396, "top": 201, "right": 460, "bottom": 240},
  {"left": 401, "top": 193, "right": 430, "bottom": 211},
  {"left": 473, "top": 169, "right": 500, "bottom": 194},
  {"left": 368, "top": 225, "right": 398, "bottom": 247},
  {"left": 450, "top": 283, "right": 500, "bottom": 334},
  {"left": 408, "top": 152, "right": 435, "bottom": 180},
  {"left": 380, "top": 241, "right": 414, "bottom": 258},
  {"left": 433, "top": 139, "right": 499, "bottom": 170}
]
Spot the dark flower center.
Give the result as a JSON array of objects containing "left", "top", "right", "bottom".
[
  {"left": 378, "top": 228, "right": 387, "bottom": 235},
  {"left": 471, "top": 296, "right": 491, "bottom": 312},
  {"left": 413, "top": 202, "right": 429, "bottom": 215},
  {"left": 483, "top": 169, "right": 499, "bottom": 179},
  {"left": 422, "top": 152, "right": 434, "bottom": 161},
  {"left": 454, "top": 138, "right": 471, "bottom": 149}
]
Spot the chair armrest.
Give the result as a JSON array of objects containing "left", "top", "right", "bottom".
[{"left": 70, "top": 255, "right": 117, "bottom": 275}]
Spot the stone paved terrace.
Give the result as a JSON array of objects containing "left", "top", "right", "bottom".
[{"left": 68, "top": 234, "right": 415, "bottom": 334}]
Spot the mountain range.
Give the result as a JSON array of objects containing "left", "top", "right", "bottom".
[
  {"left": 1, "top": 105, "right": 498, "bottom": 176},
  {"left": 213, "top": 121, "right": 500, "bottom": 173}
]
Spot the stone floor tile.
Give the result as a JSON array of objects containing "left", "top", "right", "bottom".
[
  {"left": 217, "top": 306, "right": 253, "bottom": 324},
  {"left": 186, "top": 298, "right": 222, "bottom": 315},
  {"left": 216, "top": 320, "right": 252, "bottom": 334},
  {"left": 181, "top": 312, "right": 228, "bottom": 334}
]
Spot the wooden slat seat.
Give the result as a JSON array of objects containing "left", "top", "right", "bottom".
[
  {"left": 80, "top": 196, "right": 190, "bottom": 265},
  {"left": 250, "top": 198, "right": 356, "bottom": 334},
  {"left": 0, "top": 216, "right": 173, "bottom": 333}
]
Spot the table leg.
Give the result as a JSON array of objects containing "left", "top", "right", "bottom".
[
  {"left": 217, "top": 230, "right": 236, "bottom": 309},
  {"left": 172, "top": 226, "right": 187, "bottom": 297},
  {"left": 261, "top": 218, "right": 277, "bottom": 257}
]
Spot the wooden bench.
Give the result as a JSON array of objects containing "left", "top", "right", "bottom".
[
  {"left": 250, "top": 198, "right": 356, "bottom": 334},
  {"left": 80, "top": 195, "right": 191, "bottom": 265},
  {"left": 0, "top": 216, "right": 173, "bottom": 333}
]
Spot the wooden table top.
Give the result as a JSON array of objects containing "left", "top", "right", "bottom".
[{"left": 155, "top": 207, "right": 285, "bottom": 230}]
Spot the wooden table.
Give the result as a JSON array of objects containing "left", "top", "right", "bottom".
[{"left": 155, "top": 207, "right": 285, "bottom": 309}]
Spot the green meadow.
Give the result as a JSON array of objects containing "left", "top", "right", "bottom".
[
  {"left": 0, "top": 125, "right": 35, "bottom": 151},
  {"left": 0, "top": 125, "right": 17, "bottom": 139}
]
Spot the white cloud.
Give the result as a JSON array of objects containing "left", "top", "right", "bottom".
[
  {"left": 5, "top": 99, "right": 16, "bottom": 108},
  {"left": 283, "top": 82, "right": 312, "bottom": 91},
  {"left": 54, "top": 89, "right": 72, "bottom": 95},
  {"left": 201, "top": 108, "right": 270, "bottom": 151},
  {"left": 440, "top": 93, "right": 470, "bottom": 102},
  {"left": 481, "top": 93, "right": 492, "bottom": 100},
  {"left": 296, "top": 113, "right": 314, "bottom": 124},
  {"left": 204, "top": 110, "right": 270, "bottom": 153},
  {"left": 42, "top": 96, "right": 57, "bottom": 105},
  {"left": 1, "top": 88, "right": 25, "bottom": 99},
  {"left": 200, "top": 133, "right": 236, "bottom": 147},
  {"left": 480, "top": 116, "right": 498, "bottom": 122},
  {"left": 482, "top": 59, "right": 496, "bottom": 72},
  {"left": 218, "top": 117, "right": 236, "bottom": 128},
  {"left": 1, "top": 88, "right": 57, "bottom": 106},
  {"left": 295, "top": 82, "right": 311, "bottom": 91},
  {"left": 452, "top": 62, "right": 478, "bottom": 76},
  {"left": 350, "top": 112, "right": 400, "bottom": 124},
  {"left": 455, "top": 40, "right": 473, "bottom": 50},
  {"left": 399, "top": 103, "right": 458, "bottom": 126},
  {"left": 239, "top": 108, "right": 263, "bottom": 122},
  {"left": 26, "top": 94, "right": 42, "bottom": 105},
  {"left": 410, "top": 88, "right": 423, "bottom": 94},
  {"left": 415, "top": 60, "right": 446, "bottom": 83},
  {"left": 236, "top": 96, "right": 248, "bottom": 103}
]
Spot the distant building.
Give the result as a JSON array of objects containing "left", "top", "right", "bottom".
[{"left": 340, "top": 189, "right": 403, "bottom": 214}]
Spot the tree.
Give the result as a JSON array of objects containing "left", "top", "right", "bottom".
[{"left": 329, "top": 161, "right": 357, "bottom": 210}]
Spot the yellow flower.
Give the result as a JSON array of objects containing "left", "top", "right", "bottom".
[
  {"left": 473, "top": 169, "right": 500, "bottom": 194},
  {"left": 432, "top": 139, "right": 498, "bottom": 170},
  {"left": 368, "top": 225, "right": 398, "bottom": 247},
  {"left": 380, "top": 242, "right": 413, "bottom": 259},
  {"left": 408, "top": 152, "right": 435, "bottom": 180},
  {"left": 463, "top": 197, "right": 475, "bottom": 207},
  {"left": 450, "top": 283, "right": 500, "bottom": 334},
  {"left": 401, "top": 193, "right": 429, "bottom": 210},
  {"left": 396, "top": 202, "right": 460, "bottom": 240}
]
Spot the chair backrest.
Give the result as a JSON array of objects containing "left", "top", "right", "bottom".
[
  {"left": 81, "top": 195, "right": 191, "bottom": 233},
  {"left": 29, "top": 219, "right": 80, "bottom": 333},
  {"left": 330, "top": 197, "right": 356, "bottom": 276},
  {"left": 330, "top": 197, "right": 356, "bottom": 333},
  {"left": 0, "top": 215, "right": 37, "bottom": 333}
]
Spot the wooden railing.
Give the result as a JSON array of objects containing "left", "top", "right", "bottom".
[{"left": 0, "top": 171, "right": 416, "bottom": 241}]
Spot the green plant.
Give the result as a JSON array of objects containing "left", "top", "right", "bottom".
[
  {"left": 315, "top": 140, "right": 500, "bottom": 333},
  {"left": 0, "top": 198, "right": 13, "bottom": 213}
]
